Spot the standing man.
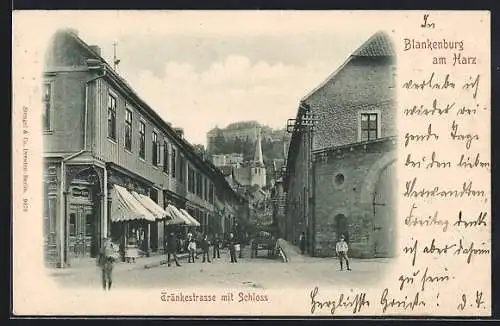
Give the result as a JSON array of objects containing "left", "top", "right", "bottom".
[
  {"left": 98, "top": 238, "right": 116, "bottom": 291},
  {"left": 299, "top": 232, "right": 306, "bottom": 255},
  {"left": 201, "top": 234, "right": 211, "bottom": 263},
  {"left": 228, "top": 232, "right": 238, "bottom": 263},
  {"left": 212, "top": 233, "right": 221, "bottom": 259},
  {"left": 166, "top": 231, "right": 181, "bottom": 267},
  {"left": 335, "top": 234, "right": 351, "bottom": 271}
]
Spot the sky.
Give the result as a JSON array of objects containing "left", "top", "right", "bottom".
[{"left": 27, "top": 11, "right": 395, "bottom": 146}]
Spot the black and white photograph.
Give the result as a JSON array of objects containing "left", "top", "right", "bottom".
[{"left": 12, "top": 11, "right": 491, "bottom": 316}]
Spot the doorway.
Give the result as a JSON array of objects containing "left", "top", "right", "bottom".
[
  {"left": 373, "top": 162, "right": 396, "bottom": 257},
  {"left": 334, "top": 214, "right": 349, "bottom": 244},
  {"left": 68, "top": 202, "right": 96, "bottom": 259}
]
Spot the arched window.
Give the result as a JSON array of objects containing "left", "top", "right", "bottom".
[{"left": 334, "top": 214, "right": 348, "bottom": 244}]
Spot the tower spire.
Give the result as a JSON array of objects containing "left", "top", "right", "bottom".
[{"left": 253, "top": 127, "right": 264, "bottom": 166}]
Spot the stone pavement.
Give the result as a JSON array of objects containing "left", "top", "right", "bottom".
[
  {"left": 48, "top": 251, "right": 195, "bottom": 278},
  {"left": 277, "top": 238, "right": 392, "bottom": 265}
]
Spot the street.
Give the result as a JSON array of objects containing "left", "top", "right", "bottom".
[{"left": 51, "top": 247, "right": 393, "bottom": 290}]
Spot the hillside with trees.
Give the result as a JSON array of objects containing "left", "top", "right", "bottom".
[{"left": 207, "top": 122, "right": 291, "bottom": 182}]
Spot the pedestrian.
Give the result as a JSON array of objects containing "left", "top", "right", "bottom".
[
  {"left": 201, "top": 234, "right": 211, "bottom": 263},
  {"left": 299, "top": 232, "right": 306, "bottom": 255},
  {"left": 186, "top": 232, "right": 192, "bottom": 253},
  {"left": 188, "top": 236, "right": 197, "bottom": 263},
  {"left": 212, "top": 233, "right": 221, "bottom": 259},
  {"left": 237, "top": 233, "right": 244, "bottom": 259},
  {"left": 77, "top": 232, "right": 84, "bottom": 256},
  {"left": 166, "top": 231, "right": 181, "bottom": 267},
  {"left": 98, "top": 238, "right": 117, "bottom": 291},
  {"left": 335, "top": 234, "right": 351, "bottom": 271},
  {"left": 228, "top": 232, "right": 238, "bottom": 263}
]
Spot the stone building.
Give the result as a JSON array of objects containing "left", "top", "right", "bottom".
[{"left": 283, "top": 31, "right": 397, "bottom": 258}]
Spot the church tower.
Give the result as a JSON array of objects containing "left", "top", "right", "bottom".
[{"left": 250, "top": 127, "right": 266, "bottom": 187}]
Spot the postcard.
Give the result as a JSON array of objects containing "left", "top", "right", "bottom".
[{"left": 12, "top": 10, "right": 491, "bottom": 316}]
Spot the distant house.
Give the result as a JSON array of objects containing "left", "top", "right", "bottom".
[{"left": 284, "top": 31, "right": 397, "bottom": 258}]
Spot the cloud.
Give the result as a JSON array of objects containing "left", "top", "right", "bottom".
[{"left": 124, "top": 55, "right": 342, "bottom": 146}]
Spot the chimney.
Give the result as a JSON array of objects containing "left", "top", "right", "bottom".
[
  {"left": 89, "top": 45, "right": 101, "bottom": 56},
  {"left": 174, "top": 128, "right": 184, "bottom": 138},
  {"left": 65, "top": 28, "right": 79, "bottom": 36}
]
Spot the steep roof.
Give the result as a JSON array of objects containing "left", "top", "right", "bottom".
[
  {"left": 301, "top": 30, "right": 395, "bottom": 102},
  {"left": 352, "top": 31, "right": 395, "bottom": 57}
]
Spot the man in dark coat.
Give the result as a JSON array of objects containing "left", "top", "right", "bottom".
[
  {"left": 201, "top": 234, "right": 211, "bottom": 263},
  {"left": 98, "top": 238, "right": 116, "bottom": 291},
  {"left": 212, "top": 233, "right": 221, "bottom": 259},
  {"left": 299, "top": 232, "right": 306, "bottom": 255},
  {"left": 228, "top": 232, "right": 238, "bottom": 263},
  {"left": 166, "top": 231, "right": 181, "bottom": 267}
]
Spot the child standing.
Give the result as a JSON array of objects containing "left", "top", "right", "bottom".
[{"left": 335, "top": 234, "right": 351, "bottom": 271}]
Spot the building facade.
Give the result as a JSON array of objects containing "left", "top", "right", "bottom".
[
  {"left": 43, "top": 29, "right": 246, "bottom": 268},
  {"left": 211, "top": 153, "right": 243, "bottom": 168},
  {"left": 283, "top": 31, "right": 397, "bottom": 258}
]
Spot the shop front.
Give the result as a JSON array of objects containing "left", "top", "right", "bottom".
[{"left": 109, "top": 184, "right": 156, "bottom": 261}]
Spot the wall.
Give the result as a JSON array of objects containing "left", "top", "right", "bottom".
[
  {"left": 305, "top": 56, "right": 396, "bottom": 150},
  {"left": 284, "top": 132, "right": 309, "bottom": 245},
  {"left": 313, "top": 139, "right": 396, "bottom": 258},
  {"left": 92, "top": 78, "right": 169, "bottom": 190},
  {"left": 43, "top": 73, "right": 88, "bottom": 153}
]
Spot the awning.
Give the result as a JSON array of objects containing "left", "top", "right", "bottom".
[
  {"left": 131, "top": 191, "right": 172, "bottom": 221},
  {"left": 180, "top": 209, "right": 201, "bottom": 227},
  {"left": 164, "top": 204, "right": 190, "bottom": 225},
  {"left": 111, "top": 185, "right": 156, "bottom": 222}
]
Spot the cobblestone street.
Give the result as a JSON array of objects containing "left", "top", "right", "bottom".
[{"left": 50, "top": 246, "right": 393, "bottom": 290}]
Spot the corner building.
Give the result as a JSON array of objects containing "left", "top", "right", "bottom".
[
  {"left": 42, "top": 29, "right": 246, "bottom": 268},
  {"left": 284, "top": 31, "right": 398, "bottom": 258}
]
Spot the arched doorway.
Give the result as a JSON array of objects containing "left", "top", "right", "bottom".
[
  {"left": 67, "top": 167, "right": 101, "bottom": 260},
  {"left": 372, "top": 162, "right": 397, "bottom": 257},
  {"left": 334, "top": 214, "right": 349, "bottom": 244}
]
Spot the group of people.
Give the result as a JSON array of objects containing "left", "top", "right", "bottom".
[
  {"left": 165, "top": 231, "right": 241, "bottom": 267},
  {"left": 299, "top": 232, "right": 351, "bottom": 271},
  {"left": 96, "top": 230, "right": 353, "bottom": 291}
]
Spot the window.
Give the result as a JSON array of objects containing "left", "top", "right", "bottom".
[
  {"left": 188, "top": 166, "right": 195, "bottom": 193},
  {"left": 334, "top": 173, "right": 345, "bottom": 186},
  {"left": 139, "top": 121, "right": 146, "bottom": 159},
  {"left": 152, "top": 131, "right": 159, "bottom": 166},
  {"left": 196, "top": 172, "right": 203, "bottom": 197},
  {"left": 43, "top": 83, "right": 51, "bottom": 131},
  {"left": 163, "top": 141, "right": 169, "bottom": 173},
  {"left": 360, "top": 113, "right": 378, "bottom": 142},
  {"left": 69, "top": 213, "right": 76, "bottom": 236},
  {"left": 203, "top": 178, "right": 208, "bottom": 200},
  {"left": 171, "top": 147, "right": 177, "bottom": 178},
  {"left": 107, "top": 94, "right": 117, "bottom": 140},
  {"left": 178, "top": 154, "right": 185, "bottom": 183},
  {"left": 124, "top": 109, "right": 132, "bottom": 151},
  {"left": 209, "top": 182, "right": 214, "bottom": 204}
]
